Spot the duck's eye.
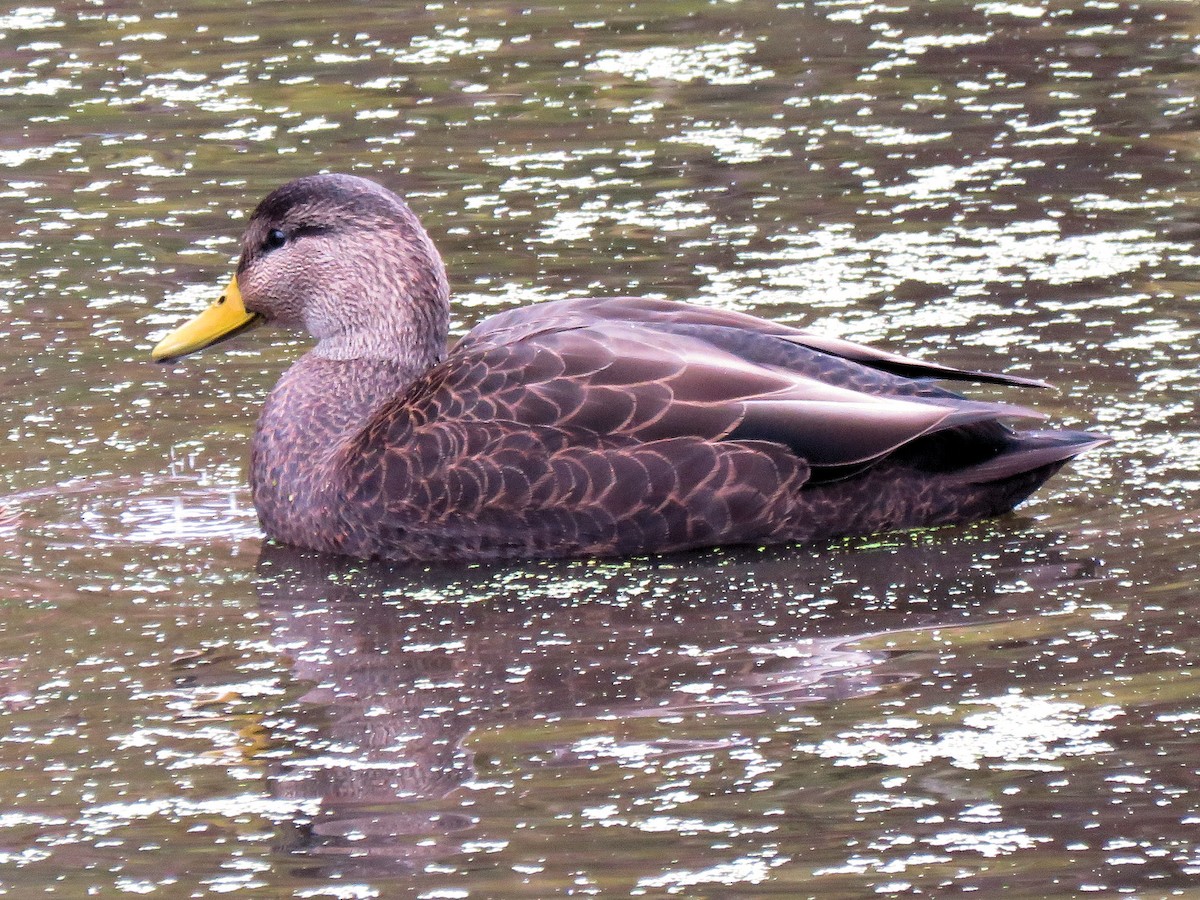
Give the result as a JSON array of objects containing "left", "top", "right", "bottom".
[{"left": 263, "top": 228, "right": 287, "bottom": 252}]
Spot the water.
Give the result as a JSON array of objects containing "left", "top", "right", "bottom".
[{"left": 1, "top": 0, "right": 1198, "bottom": 895}]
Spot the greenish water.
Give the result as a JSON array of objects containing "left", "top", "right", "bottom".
[{"left": 0, "top": 0, "right": 1198, "bottom": 895}]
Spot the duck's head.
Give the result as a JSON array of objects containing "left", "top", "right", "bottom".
[{"left": 151, "top": 174, "right": 450, "bottom": 367}]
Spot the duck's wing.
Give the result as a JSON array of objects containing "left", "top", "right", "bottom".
[
  {"left": 398, "top": 297, "right": 1045, "bottom": 473},
  {"left": 463, "top": 296, "right": 1051, "bottom": 390},
  {"left": 333, "top": 297, "right": 1062, "bottom": 559}
]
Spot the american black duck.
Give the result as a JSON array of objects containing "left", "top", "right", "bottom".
[{"left": 152, "top": 174, "right": 1107, "bottom": 562}]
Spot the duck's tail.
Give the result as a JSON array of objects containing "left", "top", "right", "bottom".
[
  {"left": 950, "top": 429, "right": 1111, "bottom": 486},
  {"left": 785, "top": 427, "right": 1108, "bottom": 544}
]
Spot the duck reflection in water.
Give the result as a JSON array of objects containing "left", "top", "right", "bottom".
[{"left": 240, "top": 532, "right": 1096, "bottom": 873}]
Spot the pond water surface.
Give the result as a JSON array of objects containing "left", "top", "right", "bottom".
[{"left": 1, "top": 0, "right": 1199, "bottom": 896}]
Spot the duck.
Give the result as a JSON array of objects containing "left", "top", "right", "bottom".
[{"left": 151, "top": 173, "right": 1107, "bottom": 563}]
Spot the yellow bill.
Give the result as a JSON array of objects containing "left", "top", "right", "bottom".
[{"left": 151, "top": 276, "right": 261, "bottom": 363}]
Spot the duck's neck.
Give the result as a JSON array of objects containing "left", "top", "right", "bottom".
[
  {"left": 308, "top": 300, "right": 448, "bottom": 367},
  {"left": 304, "top": 227, "right": 451, "bottom": 368},
  {"left": 249, "top": 353, "right": 424, "bottom": 554}
]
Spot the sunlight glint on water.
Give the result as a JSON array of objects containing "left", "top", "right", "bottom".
[{"left": 0, "top": 0, "right": 1194, "bottom": 896}]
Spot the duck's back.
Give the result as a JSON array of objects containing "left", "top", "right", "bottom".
[{"left": 298, "top": 297, "right": 1104, "bottom": 562}]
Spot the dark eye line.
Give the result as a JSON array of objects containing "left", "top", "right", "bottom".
[
  {"left": 261, "top": 223, "right": 331, "bottom": 254},
  {"left": 291, "top": 223, "right": 333, "bottom": 239}
]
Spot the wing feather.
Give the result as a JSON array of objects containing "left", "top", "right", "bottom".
[
  {"left": 464, "top": 296, "right": 1050, "bottom": 389},
  {"left": 334, "top": 293, "right": 1052, "bottom": 559},
  {"left": 372, "top": 297, "right": 1049, "bottom": 475}
]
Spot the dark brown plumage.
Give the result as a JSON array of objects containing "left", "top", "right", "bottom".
[{"left": 152, "top": 174, "right": 1108, "bottom": 562}]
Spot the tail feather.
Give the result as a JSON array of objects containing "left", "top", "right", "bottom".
[{"left": 952, "top": 429, "right": 1110, "bottom": 485}]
